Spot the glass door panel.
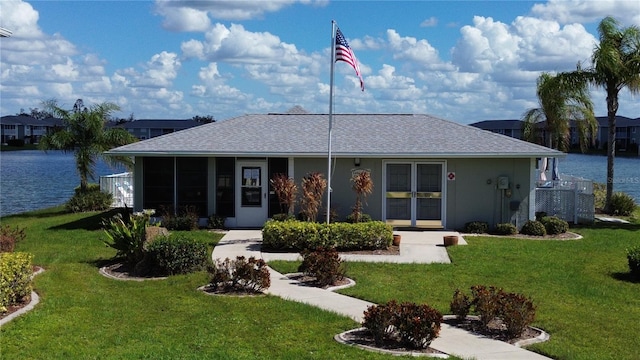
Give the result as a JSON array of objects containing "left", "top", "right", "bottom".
[
  {"left": 386, "top": 164, "right": 412, "bottom": 225},
  {"left": 241, "top": 166, "right": 262, "bottom": 207},
  {"left": 416, "top": 164, "right": 442, "bottom": 227}
]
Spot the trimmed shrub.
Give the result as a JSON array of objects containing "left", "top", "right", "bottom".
[
  {"left": 66, "top": 184, "right": 113, "bottom": 213},
  {"left": 143, "top": 235, "right": 208, "bottom": 276},
  {"left": 1, "top": 225, "right": 26, "bottom": 253},
  {"left": 207, "top": 214, "right": 226, "bottom": 229},
  {"left": 102, "top": 210, "right": 151, "bottom": 265},
  {"left": 262, "top": 220, "right": 392, "bottom": 251},
  {"left": 609, "top": 192, "right": 637, "bottom": 216},
  {"left": 395, "top": 302, "right": 443, "bottom": 349},
  {"left": 494, "top": 223, "right": 517, "bottom": 236},
  {"left": 627, "top": 246, "right": 640, "bottom": 278},
  {"left": 593, "top": 182, "right": 606, "bottom": 211},
  {"left": 450, "top": 288, "right": 472, "bottom": 321},
  {"left": 464, "top": 221, "right": 488, "bottom": 234},
  {"left": 540, "top": 216, "right": 569, "bottom": 235},
  {"left": 520, "top": 220, "right": 547, "bottom": 236},
  {"left": 471, "top": 285, "right": 505, "bottom": 329},
  {"left": 208, "top": 256, "right": 271, "bottom": 292},
  {"left": 345, "top": 213, "right": 372, "bottom": 223},
  {"left": 362, "top": 300, "right": 399, "bottom": 346},
  {"left": 501, "top": 292, "right": 536, "bottom": 339},
  {"left": 362, "top": 300, "right": 442, "bottom": 350},
  {"left": 298, "top": 247, "right": 345, "bottom": 287},
  {"left": 0, "top": 252, "right": 33, "bottom": 313}
]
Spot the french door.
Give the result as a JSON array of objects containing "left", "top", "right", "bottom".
[{"left": 384, "top": 162, "right": 444, "bottom": 228}]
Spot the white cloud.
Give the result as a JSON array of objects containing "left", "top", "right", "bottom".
[
  {"left": 531, "top": 0, "right": 640, "bottom": 26},
  {"left": 420, "top": 17, "right": 438, "bottom": 27}
]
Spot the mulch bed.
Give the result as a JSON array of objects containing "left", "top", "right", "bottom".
[
  {"left": 99, "top": 262, "right": 167, "bottom": 281},
  {"left": 337, "top": 328, "right": 447, "bottom": 356},
  {"left": 285, "top": 273, "right": 352, "bottom": 289},
  {"left": 444, "top": 316, "right": 543, "bottom": 345}
]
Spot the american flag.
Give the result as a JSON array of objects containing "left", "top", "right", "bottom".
[{"left": 335, "top": 27, "right": 364, "bottom": 91}]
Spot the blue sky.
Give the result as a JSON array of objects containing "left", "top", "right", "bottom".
[{"left": 1, "top": 0, "right": 639, "bottom": 124}]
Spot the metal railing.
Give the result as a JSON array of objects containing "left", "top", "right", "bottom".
[{"left": 100, "top": 172, "right": 134, "bottom": 208}]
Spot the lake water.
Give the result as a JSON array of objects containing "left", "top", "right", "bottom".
[{"left": 0, "top": 151, "right": 638, "bottom": 217}]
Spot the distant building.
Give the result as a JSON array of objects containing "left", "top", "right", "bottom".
[
  {"left": 113, "top": 119, "right": 203, "bottom": 140},
  {"left": 1, "top": 116, "right": 205, "bottom": 144},
  {"left": 469, "top": 120, "right": 524, "bottom": 139}
]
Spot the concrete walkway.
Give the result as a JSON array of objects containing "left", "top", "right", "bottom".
[{"left": 212, "top": 230, "right": 550, "bottom": 360}]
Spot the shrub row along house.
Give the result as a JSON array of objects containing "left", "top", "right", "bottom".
[{"left": 106, "top": 108, "right": 562, "bottom": 230}]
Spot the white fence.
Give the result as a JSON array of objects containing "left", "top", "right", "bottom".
[
  {"left": 535, "top": 175, "right": 594, "bottom": 224},
  {"left": 100, "top": 172, "right": 134, "bottom": 208}
]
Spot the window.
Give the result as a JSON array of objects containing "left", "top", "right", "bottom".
[{"left": 176, "top": 158, "right": 207, "bottom": 216}]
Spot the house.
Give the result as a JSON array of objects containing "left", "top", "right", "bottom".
[
  {"left": 106, "top": 111, "right": 564, "bottom": 230},
  {"left": 583, "top": 116, "right": 640, "bottom": 152},
  {"left": 113, "top": 119, "right": 203, "bottom": 140},
  {"left": 0, "top": 115, "right": 63, "bottom": 144}
]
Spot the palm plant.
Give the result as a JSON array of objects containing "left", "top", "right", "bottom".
[
  {"left": 39, "top": 99, "right": 137, "bottom": 191},
  {"left": 350, "top": 170, "right": 373, "bottom": 223},
  {"left": 562, "top": 17, "right": 640, "bottom": 212},
  {"left": 522, "top": 72, "right": 597, "bottom": 152}
]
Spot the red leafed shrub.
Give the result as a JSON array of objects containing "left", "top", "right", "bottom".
[
  {"left": 501, "top": 292, "right": 536, "bottom": 338},
  {"left": 209, "top": 256, "right": 271, "bottom": 292},
  {"left": 362, "top": 300, "right": 400, "bottom": 346},
  {"left": 450, "top": 288, "right": 472, "bottom": 321},
  {"left": 471, "top": 285, "right": 505, "bottom": 329},
  {"left": 0, "top": 225, "right": 26, "bottom": 253},
  {"left": 298, "top": 247, "right": 345, "bottom": 287},
  {"left": 362, "top": 300, "right": 443, "bottom": 349}
]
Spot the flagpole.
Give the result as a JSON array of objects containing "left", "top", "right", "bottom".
[{"left": 326, "top": 20, "right": 337, "bottom": 224}]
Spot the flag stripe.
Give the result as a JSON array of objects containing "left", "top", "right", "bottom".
[{"left": 335, "top": 27, "right": 364, "bottom": 91}]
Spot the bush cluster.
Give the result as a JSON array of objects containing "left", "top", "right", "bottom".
[
  {"left": 0, "top": 252, "right": 33, "bottom": 313},
  {"left": 102, "top": 211, "right": 150, "bottom": 265},
  {"left": 66, "top": 184, "right": 113, "bottom": 213},
  {"left": 464, "top": 221, "right": 488, "bottom": 234},
  {"left": 271, "top": 213, "right": 296, "bottom": 222},
  {"left": 298, "top": 247, "right": 345, "bottom": 287},
  {"left": 140, "top": 235, "right": 208, "bottom": 276},
  {"left": 1, "top": 225, "right": 26, "bottom": 253},
  {"left": 208, "top": 256, "right": 271, "bottom": 292},
  {"left": 451, "top": 285, "right": 536, "bottom": 339},
  {"left": 262, "top": 220, "right": 392, "bottom": 251},
  {"left": 161, "top": 206, "right": 199, "bottom": 231},
  {"left": 609, "top": 192, "right": 637, "bottom": 216},
  {"left": 207, "top": 214, "right": 226, "bottom": 229},
  {"left": 540, "top": 216, "right": 569, "bottom": 235},
  {"left": 520, "top": 220, "right": 546, "bottom": 236},
  {"left": 627, "top": 246, "right": 640, "bottom": 278},
  {"left": 493, "top": 223, "right": 517, "bottom": 235},
  {"left": 362, "top": 300, "right": 442, "bottom": 349}
]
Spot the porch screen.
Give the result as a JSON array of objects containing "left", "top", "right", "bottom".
[{"left": 143, "top": 157, "right": 174, "bottom": 212}]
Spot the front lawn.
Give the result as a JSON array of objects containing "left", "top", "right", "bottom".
[
  {"left": 1, "top": 208, "right": 395, "bottom": 359},
  {"left": 273, "top": 217, "right": 640, "bottom": 360}
]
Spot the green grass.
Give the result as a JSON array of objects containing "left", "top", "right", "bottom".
[
  {"left": 3, "top": 208, "right": 639, "bottom": 359},
  {"left": 1, "top": 208, "right": 401, "bottom": 359},
  {"left": 271, "top": 220, "right": 640, "bottom": 360}
]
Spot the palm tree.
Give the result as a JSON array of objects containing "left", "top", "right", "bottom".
[
  {"left": 522, "top": 72, "right": 597, "bottom": 152},
  {"left": 39, "top": 99, "right": 137, "bottom": 191},
  {"left": 565, "top": 17, "right": 640, "bottom": 212}
]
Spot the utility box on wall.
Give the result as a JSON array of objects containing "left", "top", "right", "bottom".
[{"left": 497, "top": 176, "right": 509, "bottom": 190}]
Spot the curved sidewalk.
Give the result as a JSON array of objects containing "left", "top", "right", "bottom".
[{"left": 212, "top": 230, "right": 550, "bottom": 360}]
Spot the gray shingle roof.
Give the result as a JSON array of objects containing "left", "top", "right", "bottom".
[{"left": 107, "top": 113, "right": 563, "bottom": 158}]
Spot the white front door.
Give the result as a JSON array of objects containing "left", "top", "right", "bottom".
[
  {"left": 236, "top": 161, "right": 268, "bottom": 227},
  {"left": 384, "top": 162, "right": 445, "bottom": 228}
]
